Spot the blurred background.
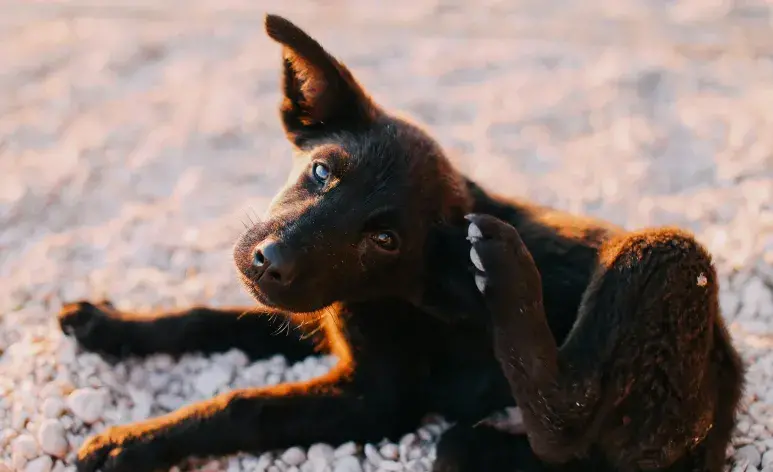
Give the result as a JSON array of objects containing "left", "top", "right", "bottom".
[{"left": 1, "top": 0, "right": 772, "bottom": 470}]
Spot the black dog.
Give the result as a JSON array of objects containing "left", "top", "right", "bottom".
[{"left": 58, "top": 14, "right": 744, "bottom": 472}]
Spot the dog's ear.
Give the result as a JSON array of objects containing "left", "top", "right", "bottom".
[
  {"left": 420, "top": 224, "right": 486, "bottom": 322},
  {"left": 265, "top": 14, "right": 378, "bottom": 147}
]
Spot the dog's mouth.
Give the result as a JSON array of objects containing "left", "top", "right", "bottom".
[
  {"left": 234, "top": 256, "right": 331, "bottom": 313},
  {"left": 237, "top": 273, "right": 279, "bottom": 308}
]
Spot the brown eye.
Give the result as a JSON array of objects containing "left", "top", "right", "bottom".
[{"left": 370, "top": 231, "right": 399, "bottom": 251}]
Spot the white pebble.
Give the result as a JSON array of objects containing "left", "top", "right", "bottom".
[
  {"left": 39, "top": 384, "right": 63, "bottom": 399},
  {"left": 334, "top": 442, "right": 358, "bottom": 458},
  {"left": 405, "top": 461, "right": 426, "bottom": 472},
  {"left": 12, "top": 434, "right": 39, "bottom": 460},
  {"left": 41, "top": 398, "right": 65, "bottom": 418},
  {"left": 736, "top": 444, "right": 762, "bottom": 468},
  {"left": 281, "top": 447, "right": 307, "bottom": 466},
  {"left": 25, "top": 456, "right": 53, "bottom": 472},
  {"left": 379, "top": 444, "right": 399, "bottom": 460},
  {"left": 128, "top": 388, "right": 153, "bottom": 421},
  {"left": 308, "top": 443, "right": 335, "bottom": 464},
  {"left": 0, "top": 429, "right": 17, "bottom": 448},
  {"left": 378, "top": 460, "right": 404, "bottom": 471},
  {"left": 274, "top": 459, "right": 289, "bottom": 471},
  {"left": 255, "top": 452, "right": 274, "bottom": 470},
  {"left": 364, "top": 444, "right": 382, "bottom": 465},
  {"left": 37, "top": 420, "right": 68, "bottom": 458},
  {"left": 66, "top": 388, "right": 105, "bottom": 424},
  {"left": 194, "top": 365, "right": 233, "bottom": 397},
  {"left": 333, "top": 456, "right": 363, "bottom": 472},
  {"left": 51, "top": 461, "right": 68, "bottom": 472},
  {"left": 763, "top": 450, "right": 773, "bottom": 468}
]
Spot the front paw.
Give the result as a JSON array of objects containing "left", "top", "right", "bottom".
[
  {"left": 58, "top": 300, "right": 123, "bottom": 355},
  {"left": 465, "top": 214, "right": 541, "bottom": 304},
  {"left": 75, "top": 426, "right": 162, "bottom": 472}
]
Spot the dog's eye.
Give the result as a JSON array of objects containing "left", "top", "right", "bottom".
[
  {"left": 370, "top": 231, "right": 399, "bottom": 252},
  {"left": 312, "top": 162, "right": 330, "bottom": 183}
]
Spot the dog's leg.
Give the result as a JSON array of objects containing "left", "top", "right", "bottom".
[
  {"left": 466, "top": 214, "right": 741, "bottom": 471},
  {"left": 72, "top": 367, "right": 414, "bottom": 472},
  {"left": 58, "top": 302, "right": 318, "bottom": 361}
]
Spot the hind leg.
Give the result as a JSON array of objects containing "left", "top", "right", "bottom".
[{"left": 466, "top": 214, "right": 742, "bottom": 471}]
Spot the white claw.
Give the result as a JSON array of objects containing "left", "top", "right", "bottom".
[
  {"left": 467, "top": 222, "right": 482, "bottom": 242},
  {"left": 470, "top": 247, "right": 484, "bottom": 272},
  {"left": 475, "top": 274, "right": 486, "bottom": 293}
]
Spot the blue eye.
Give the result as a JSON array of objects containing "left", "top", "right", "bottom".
[{"left": 312, "top": 163, "right": 330, "bottom": 183}]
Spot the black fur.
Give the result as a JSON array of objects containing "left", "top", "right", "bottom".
[{"left": 58, "top": 14, "right": 744, "bottom": 472}]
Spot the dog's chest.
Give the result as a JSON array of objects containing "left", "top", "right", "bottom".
[{"left": 423, "top": 330, "right": 515, "bottom": 423}]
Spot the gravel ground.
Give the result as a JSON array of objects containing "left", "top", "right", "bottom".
[{"left": 2, "top": 1, "right": 773, "bottom": 471}]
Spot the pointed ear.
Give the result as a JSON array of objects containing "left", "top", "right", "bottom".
[{"left": 265, "top": 14, "right": 379, "bottom": 147}]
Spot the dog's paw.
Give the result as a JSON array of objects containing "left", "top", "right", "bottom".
[
  {"left": 465, "top": 214, "right": 541, "bottom": 307},
  {"left": 75, "top": 427, "right": 162, "bottom": 472},
  {"left": 58, "top": 300, "right": 121, "bottom": 353}
]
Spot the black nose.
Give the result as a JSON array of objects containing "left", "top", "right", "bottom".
[{"left": 252, "top": 240, "right": 296, "bottom": 284}]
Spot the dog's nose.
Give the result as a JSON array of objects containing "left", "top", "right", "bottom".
[{"left": 253, "top": 240, "right": 296, "bottom": 284}]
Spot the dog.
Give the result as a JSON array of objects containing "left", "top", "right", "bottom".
[{"left": 58, "top": 14, "right": 744, "bottom": 472}]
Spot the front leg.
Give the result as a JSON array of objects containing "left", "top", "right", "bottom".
[
  {"left": 58, "top": 301, "right": 318, "bottom": 361},
  {"left": 74, "top": 367, "right": 411, "bottom": 472},
  {"left": 465, "top": 214, "right": 601, "bottom": 463}
]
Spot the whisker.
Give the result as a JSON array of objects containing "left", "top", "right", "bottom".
[{"left": 249, "top": 206, "right": 262, "bottom": 223}]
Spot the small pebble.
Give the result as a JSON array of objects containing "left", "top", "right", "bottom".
[
  {"left": 281, "top": 447, "right": 307, "bottom": 466},
  {"left": 334, "top": 442, "right": 358, "bottom": 458},
  {"left": 763, "top": 450, "right": 773, "bottom": 468},
  {"left": 333, "top": 456, "right": 363, "bottom": 472},
  {"left": 308, "top": 443, "right": 335, "bottom": 464},
  {"left": 736, "top": 443, "right": 763, "bottom": 468},
  {"left": 37, "top": 419, "right": 68, "bottom": 458},
  {"left": 379, "top": 444, "right": 399, "bottom": 460},
  {"left": 41, "top": 398, "right": 65, "bottom": 419},
  {"left": 364, "top": 444, "right": 382, "bottom": 465},
  {"left": 12, "top": 434, "right": 39, "bottom": 460},
  {"left": 378, "top": 460, "right": 403, "bottom": 471},
  {"left": 66, "top": 389, "right": 105, "bottom": 424},
  {"left": 25, "top": 456, "right": 53, "bottom": 472}
]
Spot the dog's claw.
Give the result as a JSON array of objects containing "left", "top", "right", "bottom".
[
  {"left": 467, "top": 222, "right": 482, "bottom": 243},
  {"left": 470, "top": 247, "right": 484, "bottom": 272},
  {"left": 475, "top": 274, "right": 486, "bottom": 293}
]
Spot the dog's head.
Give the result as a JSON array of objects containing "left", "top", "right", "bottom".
[{"left": 234, "top": 15, "right": 482, "bottom": 319}]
